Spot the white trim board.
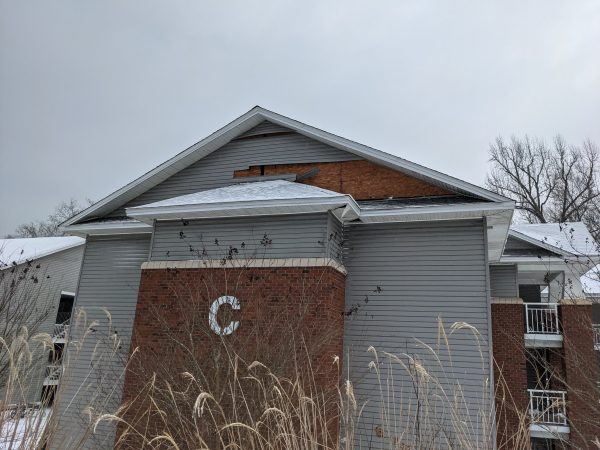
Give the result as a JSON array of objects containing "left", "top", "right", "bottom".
[{"left": 141, "top": 257, "right": 347, "bottom": 275}]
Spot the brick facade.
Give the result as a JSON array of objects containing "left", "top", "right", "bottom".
[
  {"left": 234, "top": 159, "right": 452, "bottom": 200},
  {"left": 560, "top": 302, "right": 600, "bottom": 449},
  {"left": 491, "top": 299, "right": 600, "bottom": 449},
  {"left": 119, "top": 264, "right": 346, "bottom": 448},
  {"left": 491, "top": 299, "right": 529, "bottom": 448}
]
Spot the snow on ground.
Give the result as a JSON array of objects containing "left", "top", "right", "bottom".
[
  {"left": 0, "top": 237, "right": 84, "bottom": 268},
  {"left": 0, "top": 406, "right": 50, "bottom": 449}
]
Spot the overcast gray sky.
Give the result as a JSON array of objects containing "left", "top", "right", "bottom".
[{"left": 1, "top": 1, "right": 599, "bottom": 236}]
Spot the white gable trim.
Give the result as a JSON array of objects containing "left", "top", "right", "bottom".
[
  {"left": 62, "top": 106, "right": 509, "bottom": 228},
  {"left": 65, "top": 220, "right": 152, "bottom": 237}
]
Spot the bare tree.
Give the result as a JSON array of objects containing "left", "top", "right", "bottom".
[
  {"left": 11, "top": 198, "right": 92, "bottom": 238},
  {"left": 486, "top": 136, "right": 600, "bottom": 239}
]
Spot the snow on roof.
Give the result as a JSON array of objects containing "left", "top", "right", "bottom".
[
  {"left": 0, "top": 236, "right": 84, "bottom": 267},
  {"left": 510, "top": 222, "right": 599, "bottom": 257},
  {"left": 582, "top": 265, "right": 600, "bottom": 296},
  {"left": 131, "top": 180, "right": 346, "bottom": 209}
]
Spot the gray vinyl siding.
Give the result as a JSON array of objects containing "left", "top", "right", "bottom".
[
  {"left": 327, "top": 212, "right": 344, "bottom": 262},
  {"left": 53, "top": 235, "right": 150, "bottom": 449},
  {"left": 236, "top": 120, "right": 291, "bottom": 138},
  {"left": 112, "top": 129, "right": 359, "bottom": 215},
  {"left": 504, "top": 235, "right": 557, "bottom": 257},
  {"left": 150, "top": 213, "right": 341, "bottom": 262},
  {"left": 343, "top": 220, "right": 491, "bottom": 449},
  {"left": 489, "top": 264, "right": 518, "bottom": 298},
  {"left": 0, "top": 246, "right": 83, "bottom": 405}
]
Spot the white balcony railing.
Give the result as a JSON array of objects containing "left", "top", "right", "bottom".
[
  {"left": 52, "top": 321, "right": 70, "bottom": 341},
  {"left": 529, "top": 389, "right": 567, "bottom": 426},
  {"left": 524, "top": 303, "right": 560, "bottom": 335},
  {"left": 43, "top": 365, "right": 62, "bottom": 385},
  {"left": 593, "top": 324, "right": 600, "bottom": 350}
]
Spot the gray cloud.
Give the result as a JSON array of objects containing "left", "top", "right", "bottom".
[{"left": 1, "top": 0, "right": 599, "bottom": 235}]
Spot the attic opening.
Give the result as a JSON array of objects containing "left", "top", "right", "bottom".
[{"left": 56, "top": 292, "right": 75, "bottom": 325}]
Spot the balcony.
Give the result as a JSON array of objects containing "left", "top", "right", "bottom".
[
  {"left": 524, "top": 303, "right": 563, "bottom": 348},
  {"left": 528, "top": 389, "right": 570, "bottom": 439},
  {"left": 52, "top": 320, "right": 70, "bottom": 343},
  {"left": 43, "top": 365, "right": 61, "bottom": 386},
  {"left": 593, "top": 324, "right": 600, "bottom": 351}
]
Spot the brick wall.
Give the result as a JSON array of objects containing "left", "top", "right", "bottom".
[
  {"left": 234, "top": 159, "right": 452, "bottom": 199},
  {"left": 118, "top": 264, "right": 346, "bottom": 448},
  {"left": 561, "top": 302, "right": 600, "bottom": 449},
  {"left": 491, "top": 299, "right": 529, "bottom": 448}
]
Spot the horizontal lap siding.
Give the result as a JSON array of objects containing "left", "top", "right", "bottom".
[
  {"left": 151, "top": 214, "right": 330, "bottom": 261},
  {"left": 236, "top": 120, "right": 290, "bottom": 137},
  {"left": 489, "top": 264, "right": 518, "bottom": 297},
  {"left": 114, "top": 129, "right": 359, "bottom": 214},
  {"left": 54, "top": 235, "right": 150, "bottom": 450},
  {"left": 504, "top": 235, "right": 555, "bottom": 256},
  {"left": 343, "top": 220, "right": 491, "bottom": 449},
  {"left": 2, "top": 246, "right": 84, "bottom": 405}
]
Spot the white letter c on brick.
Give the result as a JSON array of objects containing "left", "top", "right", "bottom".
[{"left": 209, "top": 296, "right": 240, "bottom": 336}]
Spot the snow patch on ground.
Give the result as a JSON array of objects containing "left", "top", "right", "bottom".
[{"left": 0, "top": 406, "right": 50, "bottom": 449}]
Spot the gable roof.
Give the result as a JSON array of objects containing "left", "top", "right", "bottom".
[
  {"left": 63, "top": 106, "right": 510, "bottom": 228},
  {"left": 509, "top": 222, "right": 599, "bottom": 258},
  {"left": 0, "top": 236, "right": 84, "bottom": 268}
]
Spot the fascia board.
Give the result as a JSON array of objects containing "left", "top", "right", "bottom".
[
  {"left": 63, "top": 220, "right": 153, "bottom": 236},
  {"left": 500, "top": 255, "right": 600, "bottom": 266},
  {"left": 126, "top": 196, "right": 359, "bottom": 224},
  {"left": 358, "top": 201, "right": 514, "bottom": 223}
]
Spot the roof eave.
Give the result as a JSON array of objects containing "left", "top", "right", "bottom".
[
  {"left": 63, "top": 220, "right": 153, "bottom": 237},
  {"left": 358, "top": 201, "right": 514, "bottom": 262},
  {"left": 358, "top": 200, "right": 514, "bottom": 222},
  {"left": 126, "top": 195, "right": 361, "bottom": 224}
]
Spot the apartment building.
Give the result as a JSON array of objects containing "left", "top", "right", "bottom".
[
  {"left": 57, "top": 107, "right": 598, "bottom": 449},
  {"left": 0, "top": 237, "right": 83, "bottom": 407},
  {"left": 491, "top": 223, "right": 600, "bottom": 449}
]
